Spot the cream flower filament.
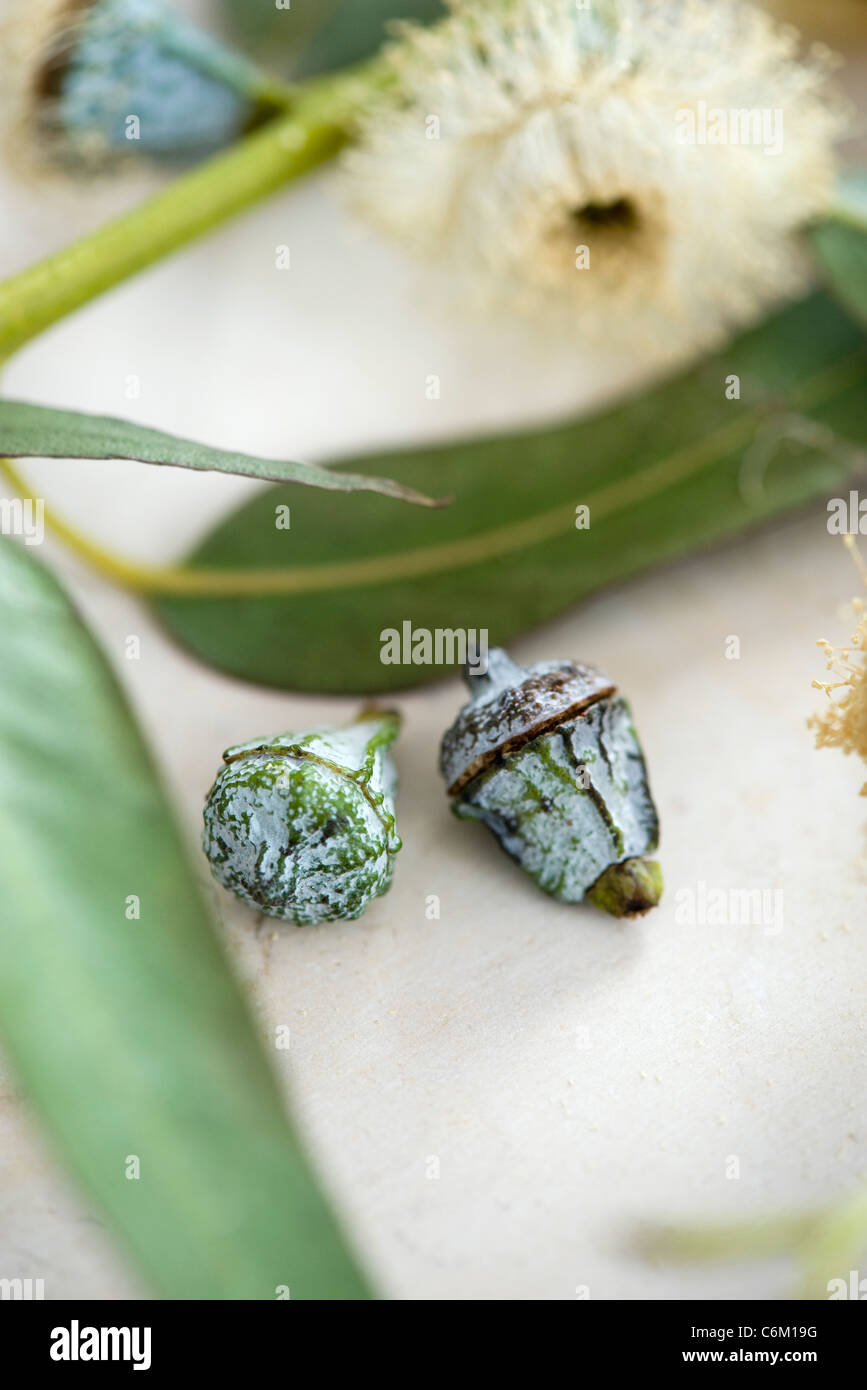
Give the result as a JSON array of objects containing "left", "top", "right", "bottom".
[
  {"left": 811, "top": 537, "right": 867, "bottom": 795},
  {"left": 342, "top": 0, "right": 846, "bottom": 352}
]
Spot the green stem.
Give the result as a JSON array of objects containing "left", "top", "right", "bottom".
[{"left": 0, "top": 59, "right": 387, "bottom": 359}]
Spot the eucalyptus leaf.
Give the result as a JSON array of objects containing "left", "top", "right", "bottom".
[
  {"left": 0, "top": 398, "right": 443, "bottom": 507},
  {"left": 0, "top": 536, "right": 371, "bottom": 1300},
  {"left": 292, "top": 0, "right": 446, "bottom": 77},
  {"left": 217, "top": 0, "right": 343, "bottom": 61},
  {"left": 811, "top": 174, "right": 867, "bottom": 329},
  {"left": 218, "top": 1, "right": 445, "bottom": 74},
  {"left": 153, "top": 292, "right": 867, "bottom": 694}
]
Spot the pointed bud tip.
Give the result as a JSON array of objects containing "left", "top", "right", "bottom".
[{"left": 463, "top": 646, "right": 515, "bottom": 694}]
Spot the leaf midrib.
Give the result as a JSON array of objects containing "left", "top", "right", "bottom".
[{"left": 160, "top": 346, "right": 867, "bottom": 597}]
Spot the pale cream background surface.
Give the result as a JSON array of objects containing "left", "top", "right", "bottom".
[{"left": 0, "top": 0, "right": 864, "bottom": 1301}]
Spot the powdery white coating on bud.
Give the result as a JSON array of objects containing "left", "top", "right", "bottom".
[
  {"left": 203, "top": 712, "right": 401, "bottom": 926},
  {"left": 1, "top": 0, "right": 261, "bottom": 175},
  {"left": 440, "top": 647, "right": 616, "bottom": 793},
  {"left": 441, "top": 647, "right": 661, "bottom": 914},
  {"left": 342, "top": 0, "right": 846, "bottom": 353},
  {"left": 454, "top": 695, "right": 659, "bottom": 902}
]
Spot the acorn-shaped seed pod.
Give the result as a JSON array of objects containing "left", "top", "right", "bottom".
[
  {"left": 440, "top": 649, "right": 662, "bottom": 918},
  {"left": 2, "top": 0, "right": 275, "bottom": 173},
  {"left": 203, "top": 709, "right": 401, "bottom": 926}
]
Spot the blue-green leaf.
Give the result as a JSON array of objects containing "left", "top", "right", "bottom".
[
  {"left": 811, "top": 173, "right": 867, "bottom": 330},
  {"left": 152, "top": 292, "right": 867, "bottom": 694},
  {"left": 218, "top": 0, "right": 445, "bottom": 74},
  {"left": 0, "top": 536, "right": 372, "bottom": 1299}
]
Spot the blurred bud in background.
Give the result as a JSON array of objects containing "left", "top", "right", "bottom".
[{"left": 1, "top": 0, "right": 279, "bottom": 175}]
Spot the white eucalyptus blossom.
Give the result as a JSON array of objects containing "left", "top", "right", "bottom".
[{"left": 342, "top": 0, "right": 846, "bottom": 351}]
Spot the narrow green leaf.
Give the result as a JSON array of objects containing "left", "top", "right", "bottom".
[
  {"left": 291, "top": 1, "right": 446, "bottom": 77},
  {"left": 218, "top": 1, "right": 445, "bottom": 74},
  {"left": 0, "top": 536, "right": 371, "bottom": 1300},
  {"left": 0, "top": 398, "right": 444, "bottom": 507},
  {"left": 811, "top": 173, "right": 867, "bottom": 329},
  {"left": 151, "top": 293, "right": 867, "bottom": 694},
  {"left": 217, "top": 0, "right": 344, "bottom": 59}
]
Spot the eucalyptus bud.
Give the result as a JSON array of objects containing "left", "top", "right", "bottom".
[
  {"left": 203, "top": 709, "right": 401, "bottom": 926},
  {"left": 440, "top": 649, "right": 662, "bottom": 918},
  {"left": 4, "top": 0, "right": 274, "bottom": 172}
]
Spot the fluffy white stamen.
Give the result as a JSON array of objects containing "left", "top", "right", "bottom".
[{"left": 342, "top": 0, "right": 846, "bottom": 352}]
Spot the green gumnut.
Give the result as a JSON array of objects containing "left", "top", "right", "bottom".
[{"left": 202, "top": 709, "right": 401, "bottom": 926}]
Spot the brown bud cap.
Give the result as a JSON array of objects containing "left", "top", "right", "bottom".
[{"left": 439, "top": 648, "right": 616, "bottom": 796}]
